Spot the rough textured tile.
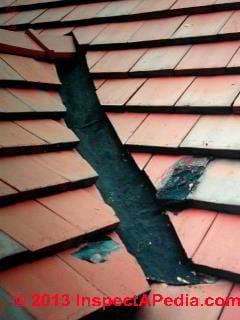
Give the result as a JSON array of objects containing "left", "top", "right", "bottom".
[
  {"left": 107, "top": 112, "right": 148, "bottom": 143},
  {"left": 74, "top": 24, "right": 108, "bottom": 45},
  {"left": 172, "top": 0, "right": 215, "bottom": 9},
  {"left": 228, "top": 46, "right": 240, "bottom": 68},
  {"left": 92, "top": 21, "right": 144, "bottom": 44},
  {"left": 131, "top": 45, "right": 191, "bottom": 72},
  {"left": 135, "top": 281, "right": 232, "bottom": 320},
  {"left": 131, "top": 152, "right": 152, "bottom": 170},
  {"left": 33, "top": 6, "right": 76, "bottom": 23},
  {"left": 176, "top": 76, "right": 240, "bottom": 107},
  {"left": 0, "top": 256, "right": 104, "bottom": 320},
  {"left": 132, "top": 0, "right": 176, "bottom": 14},
  {"left": 15, "top": 119, "right": 78, "bottom": 144},
  {"left": 193, "top": 213, "right": 240, "bottom": 274},
  {"left": 63, "top": 2, "right": 108, "bottom": 21},
  {"left": 219, "top": 11, "right": 240, "bottom": 34},
  {"left": 127, "top": 77, "right": 194, "bottom": 107},
  {"left": 219, "top": 285, "right": 240, "bottom": 320},
  {"left": 127, "top": 114, "right": 200, "bottom": 148},
  {"left": 0, "top": 58, "right": 22, "bottom": 81},
  {"left": 6, "top": 9, "right": 45, "bottom": 25},
  {"left": 58, "top": 233, "right": 149, "bottom": 298},
  {"left": 97, "top": 0, "right": 141, "bottom": 17},
  {"left": 0, "top": 231, "right": 26, "bottom": 260},
  {"left": 0, "top": 89, "right": 32, "bottom": 114},
  {"left": 176, "top": 41, "right": 240, "bottom": 70},
  {"left": 173, "top": 11, "right": 233, "bottom": 38},
  {"left": 145, "top": 155, "right": 185, "bottom": 188},
  {"left": 86, "top": 51, "right": 107, "bottom": 69},
  {"left": 97, "top": 78, "right": 146, "bottom": 106},
  {"left": 189, "top": 159, "right": 240, "bottom": 207},
  {"left": 168, "top": 209, "right": 217, "bottom": 258},
  {"left": 181, "top": 115, "right": 240, "bottom": 150},
  {"left": 39, "top": 188, "right": 119, "bottom": 234},
  {"left": 91, "top": 49, "right": 146, "bottom": 73},
  {"left": 130, "top": 16, "right": 187, "bottom": 42},
  {"left": 0, "top": 53, "right": 60, "bottom": 84},
  {"left": 0, "top": 200, "right": 81, "bottom": 251}
]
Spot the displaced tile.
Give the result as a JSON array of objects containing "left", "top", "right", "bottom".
[
  {"left": 0, "top": 231, "right": 26, "bottom": 260},
  {"left": 127, "top": 77, "right": 194, "bottom": 107},
  {"left": 176, "top": 41, "right": 240, "bottom": 70},
  {"left": 107, "top": 112, "right": 148, "bottom": 143},
  {"left": 92, "top": 21, "right": 144, "bottom": 44},
  {"left": 181, "top": 115, "right": 240, "bottom": 150},
  {"left": 131, "top": 45, "right": 191, "bottom": 72},
  {"left": 0, "top": 53, "right": 60, "bottom": 85},
  {"left": 6, "top": 9, "right": 45, "bottom": 25},
  {"left": 0, "top": 200, "right": 81, "bottom": 251},
  {"left": 132, "top": 0, "right": 176, "bottom": 14},
  {"left": 0, "top": 88, "right": 32, "bottom": 114},
  {"left": 96, "top": 0, "right": 141, "bottom": 17},
  {"left": 219, "top": 11, "right": 240, "bottom": 34},
  {"left": 0, "top": 58, "right": 23, "bottom": 81},
  {"left": 131, "top": 152, "right": 152, "bottom": 170},
  {"left": 15, "top": 119, "right": 78, "bottom": 144},
  {"left": 74, "top": 24, "right": 108, "bottom": 45},
  {"left": 193, "top": 212, "right": 240, "bottom": 274},
  {"left": 91, "top": 48, "right": 146, "bottom": 73},
  {"left": 97, "top": 78, "right": 146, "bottom": 106},
  {"left": 86, "top": 51, "right": 107, "bottom": 69},
  {"left": 173, "top": 11, "right": 233, "bottom": 38},
  {"left": 219, "top": 284, "right": 240, "bottom": 320},
  {"left": 172, "top": 0, "right": 216, "bottom": 9},
  {"left": 33, "top": 6, "right": 76, "bottom": 23},
  {"left": 63, "top": 2, "right": 108, "bottom": 21},
  {"left": 39, "top": 188, "right": 119, "bottom": 234},
  {"left": 144, "top": 155, "right": 185, "bottom": 188},
  {"left": 176, "top": 75, "right": 240, "bottom": 107},
  {"left": 127, "top": 114, "right": 200, "bottom": 149},
  {"left": 168, "top": 209, "right": 217, "bottom": 258},
  {"left": 136, "top": 281, "right": 232, "bottom": 320}
]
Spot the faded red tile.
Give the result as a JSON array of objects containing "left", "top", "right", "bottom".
[
  {"left": 131, "top": 45, "right": 191, "bottom": 72},
  {"left": 0, "top": 12, "right": 18, "bottom": 25},
  {"left": 219, "top": 11, "right": 240, "bottom": 34},
  {"left": 96, "top": 0, "right": 141, "bottom": 17},
  {"left": 86, "top": 51, "right": 107, "bottom": 69},
  {"left": 228, "top": 46, "right": 240, "bottom": 68},
  {"left": 74, "top": 24, "right": 108, "bottom": 45},
  {"left": 173, "top": 11, "right": 233, "bottom": 38},
  {"left": 0, "top": 58, "right": 23, "bottom": 81},
  {"left": 127, "top": 114, "right": 200, "bottom": 148},
  {"left": 63, "top": 2, "right": 108, "bottom": 21},
  {"left": 132, "top": 0, "right": 176, "bottom": 14},
  {"left": 128, "top": 77, "right": 194, "bottom": 107},
  {"left": 94, "top": 79, "right": 105, "bottom": 90},
  {"left": 107, "top": 112, "right": 148, "bottom": 143},
  {"left": 176, "top": 41, "right": 240, "bottom": 70},
  {"left": 91, "top": 48, "right": 146, "bottom": 73},
  {"left": 0, "top": 181, "right": 17, "bottom": 197},
  {"left": 219, "top": 284, "right": 240, "bottom": 320},
  {"left": 172, "top": 0, "right": 215, "bottom": 9},
  {"left": 129, "top": 16, "right": 186, "bottom": 42},
  {"left": 181, "top": 115, "right": 240, "bottom": 150},
  {"left": 97, "top": 78, "right": 146, "bottom": 106},
  {"left": 176, "top": 75, "right": 240, "bottom": 107},
  {"left": 193, "top": 212, "right": 240, "bottom": 274},
  {"left": 0, "top": 89, "right": 32, "bottom": 114},
  {"left": 168, "top": 209, "right": 217, "bottom": 258},
  {"left": 6, "top": 9, "right": 45, "bottom": 25},
  {"left": 33, "top": 6, "right": 76, "bottom": 24},
  {"left": 41, "top": 27, "right": 74, "bottom": 36},
  {"left": 131, "top": 152, "right": 152, "bottom": 170}
]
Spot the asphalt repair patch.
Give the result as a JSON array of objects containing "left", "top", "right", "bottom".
[{"left": 57, "top": 55, "right": 201, "bottom": 285}]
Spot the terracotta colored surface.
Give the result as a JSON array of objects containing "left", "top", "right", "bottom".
[
  {"left": 86, "top": 51, "right": 107, "bottom": 69},
  {"left": 33, "top": 6, "right": 76, "bottom": 23},
  {"left": 97, "top": 78, "right": 146, "bottom": 105},
  {"left": 58, "top": 234, "right": 149, "bottom": 298},
  {"left": 219, "top": 284, "right": 240, "bottom": 320},
  {"left": 0, "top": 181, "right": 17, "bottom": 197},
  {"left": 129, "top": 16, "right": 187, "bottom": 42},
  {"left": 176, "top": 41, "right": 240, "bottom": 70},
  {"left": 135, "top": 281, "right": 232, "bottom": 320},
  {"left": 91, "top": 48, "right": 146, "bottom": 73},
  {"left": 172, "top": 0, "right": 216, "bottom": 9},
  {"left": 131, "top": 45, "right": 191, "bottom": 72},
  {"left": 219, "top": 11, "right": 240, "bottom": 34},
  {"left": 0, "top": 53, "right": 60, "bottom": 84},
  {"left": 127, "top": 114, "right": 200, "bottom": 148},
  {"left": 127, "top": 77, "right": 194, "bottom": 106},
  {"left": 92, "top": 21, "right": 144, "bottom": 44},
  {"left": 15, "top": 119, "right": 79, "bottom": 144},
  {"left": 189, "top": 159, "right": 240, "bottom": 207},
  {"left": 107, "top": 112, "right": 148, "bottom": 143},
  {"left": 193, "top": 213, "right": 240, "bottom": 274},
  {"left": 31, "top": 150, "right": 97, "bottom": 182},
  {"left": 39, "top": 188, "right": 119, "bottom": 234},
  {"left": 144, "top": 154, "right": 185, "bottom": 188},
  {"left": 0, "top": 12, "right": 17, "bottom": 25},
  {"left": 173, "top": 11, "right": 233, "bottom": 38},
  {"left": 0, "top": 121, "right": 46, "bottom": 148},
  {"left": 41, "top": 27, "right": 74, "bottom": 36},
  {"left": 228, "top": 46, "right": 240, "bottom": 67},
  {"left": 8, "top": 88, "right": 66, "bottom": 112},
  {"left": 168, "top": 209, "right": 217, "bottom": 258},
  {"left": 0, "top": 256, "right": 104, "bottom": 320},
  {"left": 0, "top": 88, "right": 32, "bottom": 114},
  {"left": 181, "top": 115, "right": 240, "bottom": 150},
  {"left": 0, "top": 200, "right": 81, "bottom": 251},
  {"left": 6, "top": 8, "right": 45, "bottom": 25},
  {"left": 131, "top": 152, "right": 152, "bottom": 170},
  {"left": 176, "top": 75, "right": 240, "bottom": 107},
  {"left": 96, "top": 0, "right": 141, "bottom": 17},
  {"left": 63, "top": 2, "right": 108, "bottom": 21},
  {"left": 74, "top": 24, "right": 108, "bottom": 44},
  {"left": 0, "top": 58, "right": 23, "bottom": 81},
  {"left": 132, "top": 0, "right": 176, "bottom": 14},
  {"left": 94, "top": 79, "right": 105, "bottom": 90}
]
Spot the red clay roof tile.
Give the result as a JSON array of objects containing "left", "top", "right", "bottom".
[
  {"left": 96, "top": 0, "right": 141, "bottom": 17},
  {"left": 6, "top": 8, "right": 45, "bottom": 25},
  {"left": 63, "top": 2, "right": 109, "bottom": 21},
  {"left": 219, "top": 10, "right": 240, "bottom": 34},
  {"left": 74, "top": 24, "right": 108, "bottom": 45},
  {"left": 0, "top": 58, "right": 23, "bottom": 81},
  {"left": 32, "top": 5, "right": 76, "bottom": 24},
  {"left": 131, "top": 152, "right": 152, "bottom": 170},
  {"left": 86, "top": 50, "right": 107, "bottom": 69},
  {"left": 228, "top": 46, "right": 240, "bottom": 67},
  {"left": 172, "top": 0, "right": 216, "bottom": 9},
  {"left": 131, "top": 0, "right": 176, "bottom": 14},
  {"left": 0, "top": 88, "right": 33, "bottom": 115},
  {"left": 219, "top": 284, "right": 240, "bottom": 320},
  {"left": 0, "top": 180, "right": 17, "bottom": 197}
]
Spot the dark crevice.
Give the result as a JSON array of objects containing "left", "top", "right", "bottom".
[{"left": 56, "top": 55, "right": 202, "bottom": 285}]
